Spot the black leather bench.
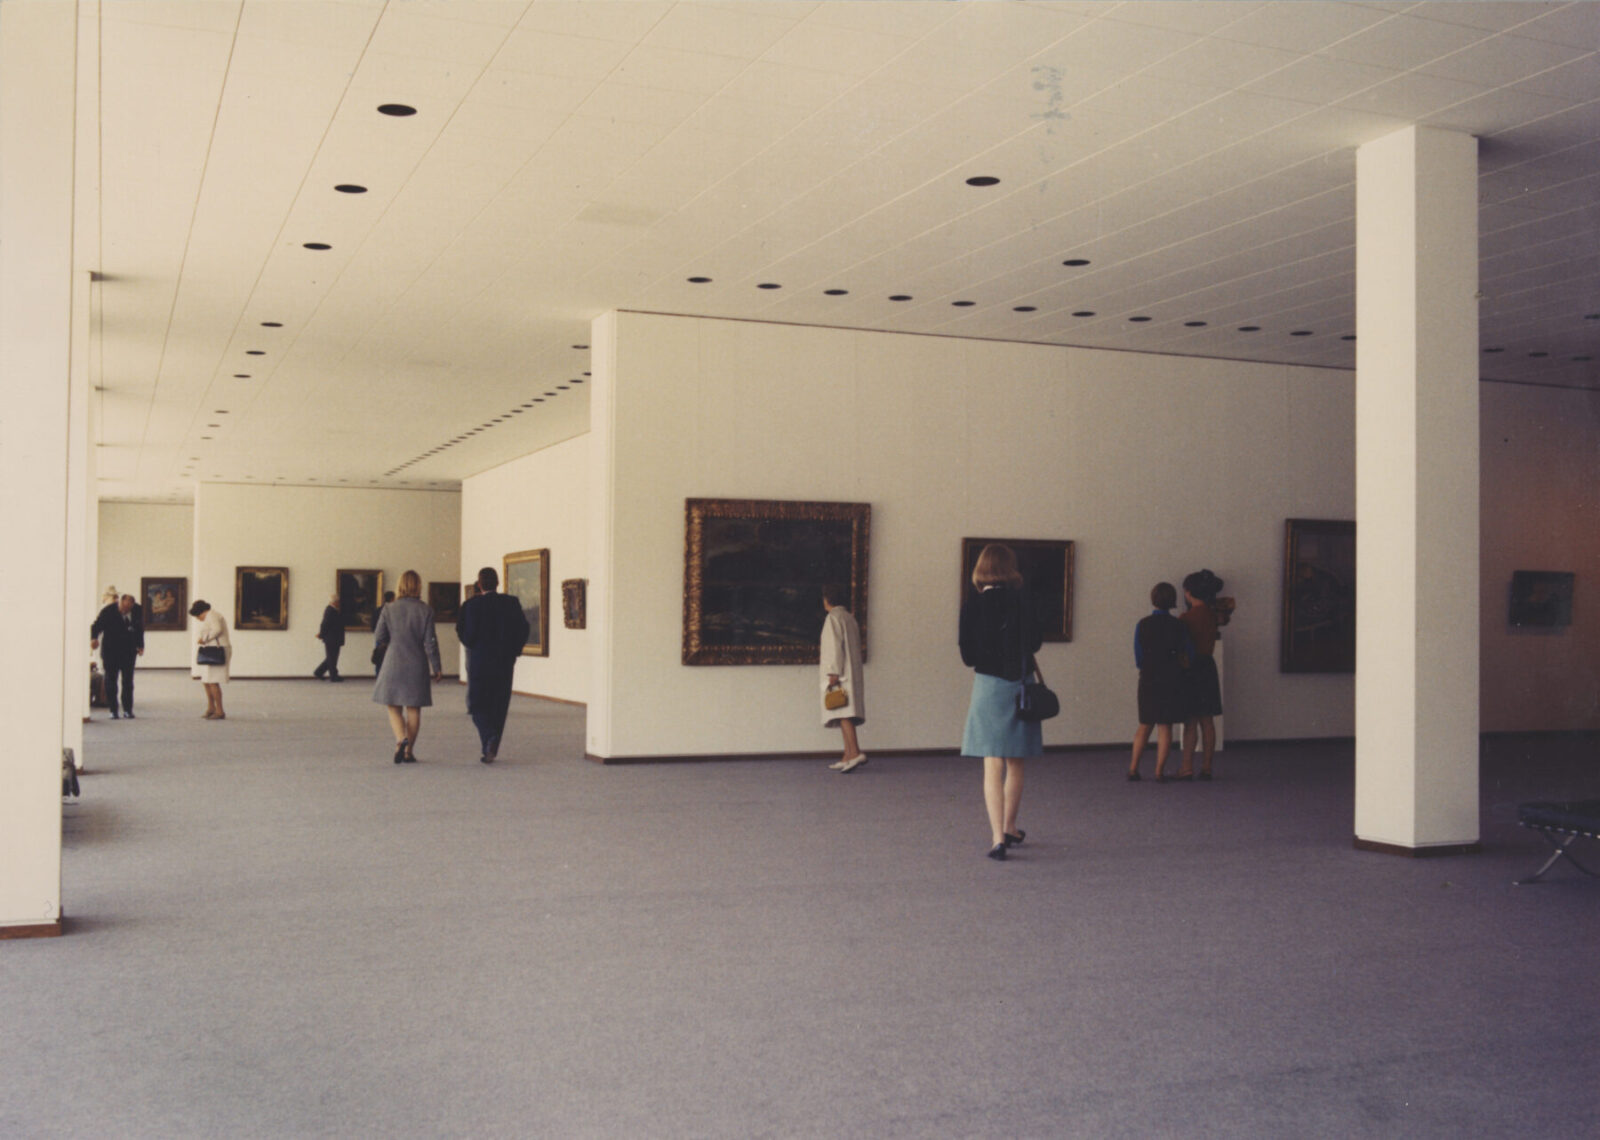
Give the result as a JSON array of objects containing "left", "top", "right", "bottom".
[{"left": 1515, "top": 800, "right": 1600, "bottom": 884}]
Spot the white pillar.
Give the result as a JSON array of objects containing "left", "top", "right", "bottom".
[
  {"left": 586, "top": 312, "right": 618, "bottom": 759},
  {"left": 1354, "top": 126, "right": 1480, "bottom": 854},
  {"left": 0, "top": 0, "right": 77, "bottom": 935}
]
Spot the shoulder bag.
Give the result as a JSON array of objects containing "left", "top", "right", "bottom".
[{"left": 1016, "top": 657, "right": 1059, "bottom": 722}]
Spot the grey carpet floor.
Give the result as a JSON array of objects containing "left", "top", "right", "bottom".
[{"left": 3, "top": 671, "right": 1598, "bottom": 1139}]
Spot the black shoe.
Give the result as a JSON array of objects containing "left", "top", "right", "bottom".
[
  {"left": 123, "top": 711, "right": 135, "bottom": 719},
  {"left": 1155, "top": 774, "right": 1170, "bottom": 783},
  {"left": 329, "top": 676, "right": 344, "bottom": 683},
  {"left": 1126, "top": 771, "right": 1140, "bottom": 782},
  {"left": 1003, "top": 829, "right": 1025, "bottom": 847},
  {"left": 394, "top": 743, "right": 406, "bottom": 764},
  {"left": 1198, "top": 771, "right": 1213, "bottom": 781},
  {"left": 314, "top": 672, "right": 326, "bottom": 680},
  {"left": 110, "top": 711, "right": 121, "bottom": 719},
  {"left": 402, "top": 742, "right": 417, "bottom": 763},
  {"left": 485, "top": 736, "right": 499, "bottom": 763},
  {"left": 987, "top": 843, "right": 1008, "bottom": 861}
]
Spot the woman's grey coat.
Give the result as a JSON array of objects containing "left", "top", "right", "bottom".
[{"left": 371, "top": 596, "right": 441, "bottom": 707}]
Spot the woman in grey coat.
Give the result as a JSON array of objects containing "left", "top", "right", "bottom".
[{"left": 372, "top": 569, "right": 442, "bottom": 763}]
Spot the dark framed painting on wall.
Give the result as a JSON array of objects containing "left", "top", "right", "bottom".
[
  {"left": 140, "top": 577, "right": 187, "bottom": 632},
  {"left": 683, "top": 498, "right": 870, "bottom": 666},
  {"left": 562, "top": 578, "right": 586, "bottom": 630},
  {"left": 235, "top": 566, "right": 289, "bottom": 631},
  {"left": 336, "top": 568, "right": 383, "bottom": 631},
  {"left": 429, "top": 581, "right": 461, "bottom": 624},
  {"left": 960, "top": 538, "right": 1075, "bottom": 642},
  {"left": 1281, "top": 519, "right": 1355, "bottom": 673},
  {"left": 503, "top": 549, "right": 549, "bottom": 657},
  {"left": 1508, "top": 570, "right": 1573, "bottom": 628}
]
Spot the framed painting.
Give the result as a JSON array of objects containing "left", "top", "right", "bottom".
[
  {"left": 429, "top": 581, "right": 461, "bottom": 624},
  {"left": 960, "top": 538, "right": 1075, "bottom": 642},
  {"left": 336, "top": 569, "right": 383, "bottom": 631},
  {"left": 1281, "top": 519, "right": 1355, "bottom": 673},
  {"left": 562, "top": 578, "right": 586, "bottom": 630},
  {"left": 140, "top": 576, "right": 187, "bottom": 632},
  {"left": 1508, "top": 570, "right": 1573, "bottom": 628},
  {"left": 683, "top": 498, "right": 870, "bottom": 666},
  {"left": 235, "top": 566, "right": 289, "bottom": 631},
  {"left": 503, "top": 549, "right": 550, "bottom": 657}
]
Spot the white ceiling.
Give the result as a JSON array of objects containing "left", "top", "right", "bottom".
[{"left": 79, "top": 0, "right": 1600, "bottom": 503}]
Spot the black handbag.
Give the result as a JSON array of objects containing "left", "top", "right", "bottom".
[
  {"left": 1017, "top": 658, "right": 1060, "bottom": 722},
  {"left": 196, "top": 645, "right": 225, "bottom": 666}
]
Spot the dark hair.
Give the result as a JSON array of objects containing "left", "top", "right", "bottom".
[
  {"left": 188, "top": 600, "right": 210, "bottom": 617},
  {"left": 822, "top": 583, "right": 849, "bottom": 607},
  {"left": 1182, "top": 569, "right": 1223, "bottom": 603},
  {"left": 382, "top": 591, "right": 394, "bottom": 602},
  {"left": 478, "top": 566, "right": 499, "bottom": 591},
  {"left": 1151, "top": 582, "right": 1177, "bottom": 610}
]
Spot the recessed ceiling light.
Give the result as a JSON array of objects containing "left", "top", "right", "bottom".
[
  {"left": 334, "top": 184, "right": 367, "bottom": 194},
  {"left": 246, "top": 350, "right": 265, "bottom": 356},
  {"left": 377, "top": 104, "right": 416, "bottom": 117},
  {"left": 1341, "top": 334, "right": 1357, "bottom": 341},
  {"left": 207, "top": 423, "right": 220, "bottom": 428},
  {"left": 688, "top": 276, "right": 711, "bottom": 283},
  {"left": 201, "top": 436, "right": 213, "bottom": 440},
  {"left": 966, "top": 176, "right": 1000, "bottom": 187},
  {"left": 583, "top": 371, "right": 590, "bottom": 376},
  {"left": 234, "top": 373, "right": 250, "bottom": 378},
  {"left": 1184, "top": 321, "right": 1207, "bottom": 327},
  {"left": 1062, "top": 259, "right": 1090, "bottom": 267},
  {"left": 1484, "top": 347, "right": 1504, "bottom": 353},
  {"left": 1585, "top": 314, "right": 1600, "bottom": 320},
  {"left": 889, "top": 295, "right": 912, "bottom": 301},
  {"left": 1014, "top": 306, "right": 1036, "bottom": 313},
  {"left": 260, "top": 321, "right": 282, "bottom": 328},
  {"left": 302, "top": 242, "right": 331, "bottom": 251},
  {"left": 757, "top": 283, "right": 782, "bottom": 290},
  {"left": 825, "top": 289, "right": 848, "bottom": 296},
  {"left": 534, "top": 398, "right": 545, "bottom": 403},
  {"left": 544, "top": 391, "right": 556, "bottom": 396},
  {"left": 215, "top": 409, "right": 229, "bottom": 414},
  {"left": 1573, "top": 355, "right": 1593, "bottom": 362},
  {"left": 1237, "top": 325, "right": 1260, "bottom": 332},
  {"left": 952, "top": 300, "right": 975, "bottom": 307},
  {"left": 572, "top": 344, "right": 588, "bottom": 350},
  {"left": 1291, "top": 330, "right": 1313, "bottom": 337},
  {"left": 1129, "top": 316, "right": 1151, "bottom": 322},
  {"left": 1072, "top": 311, "right": 1095, "bottom": 318},
  {"left": 1529, "top": 351, "right": 1548, "bottom": 358},
  {"left": 572, "top": 378, "right": 585, "bottom": 384}
]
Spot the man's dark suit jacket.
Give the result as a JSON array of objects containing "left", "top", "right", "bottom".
[
  {"left": 456, "top": 591, "right": 530, "bottom": 681},
  {"left": 91, "top": 602, "right": 144, "bottom": 662},
  {"left": 319, "top": 605, "right": 346, "bottom": 647}
]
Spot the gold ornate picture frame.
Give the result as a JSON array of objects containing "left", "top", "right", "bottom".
[
  {"left": 503, "top": 549, "right": 550, "bottom": 657},
  {"left": 336, "top": 568, "right": 383, "bottom": 631},
  {"left": 235, "top": 566, "right": 289, "bottom": 630}
]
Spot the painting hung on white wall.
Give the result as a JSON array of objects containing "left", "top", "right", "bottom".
[
  {"left": 960, "top": 538, "right": 1074, "bottom": 642},
  {"left": 682, "top": 498, "right": 870, "bottom": 666},
  {"left": 503, "top": 549, "right": 549, "bottom": 657},
  {"left": 428, "top": 581, "right": 460, "bottom": 624},
  {"left": 1280, "top": 519, "right": 1354, "bottom": 673},
  {"left": 236, "top": 566, "right": 289, "bottom": 631},
  {"left": 337, "top": 569, "right": 383, "bottom": 632},
  {"left": 141, "top": 577, "right": 187, "bottom": 632},
  {"left": 1508, "top": 570, "right": 1573, "bottom": 628}
]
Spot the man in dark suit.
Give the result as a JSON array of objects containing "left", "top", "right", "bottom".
[
  {"left": 90, "top": 593, "right": 144, "bottom": 719},
  {"left": 313, "top": 594, "right": 345, "bottom": 681},
  {"left": 456, "top": 567, "right": 530, "bottom": 763}
]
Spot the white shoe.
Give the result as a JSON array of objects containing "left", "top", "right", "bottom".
[
  {"left": 838, "top": 753, "right": 868, "bottom": 773},
  {"left": 828, "top": 758, "right": 849, "bottom": 770}
]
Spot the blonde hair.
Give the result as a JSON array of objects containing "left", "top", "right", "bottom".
[
  {"left": 397, "top": 570, "right": 422, "bottom": 598},
  {"left": 972, "top": 543, "right": 1022, "bottom": 589}
]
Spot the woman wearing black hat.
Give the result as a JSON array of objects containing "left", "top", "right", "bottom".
[{"left": 1177, "top": 570, "right": 1224, "bottom": 780}]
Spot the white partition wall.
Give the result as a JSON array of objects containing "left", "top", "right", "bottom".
[
  {"left": 192, "top": 484, "right": 460, "bottom": 678},
  {"left": 460, "top": 435, "right": 590, "bottom": 704},
  {"left": 588, "top": 311, "right": 1356, "bottom": 761}
]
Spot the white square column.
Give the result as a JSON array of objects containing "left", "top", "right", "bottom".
[
  {"left": 1354, "top": 126, "right": 1480, "bottom": 854},
  {"left": 0, "top": 0, "right": 78, "bottom": 935}
]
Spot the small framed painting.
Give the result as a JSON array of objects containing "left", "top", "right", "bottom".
[
  {"left": 959, "top": 538, "right": 1075, "bottom": 642},
  {"left": 336, "top": 569, "right": 383, "bottom": 631},
  {"left": 140, "top": 577, "right": 187, "bottom": 632},
  {"left": 1508, "top": 570, "right": 1573, "bottom": 628},
  {"left": 429, "top": 581, "right": 461, "bottom": 624},
  {"left": 562, "top": 578, "right": 586, "bottom": 630},
  {"left": 503, "top": 549, "right": 550, "bottom": 656},
  {"left": 236, "top": 566, "right": 289, "bottom": 631},
  {"left": 1281, "top": 519, "right": 1355, "bottom": 673}
]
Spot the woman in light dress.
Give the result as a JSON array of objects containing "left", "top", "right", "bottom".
[
  {"left": 372, "top": 569, "right": 442, "bottom": 764},
  {"left": 819, "top": 583, "right": 866, "bottom": 773},
  {"left": 189, "top": 599, "right": 231, "bottom": 720}
]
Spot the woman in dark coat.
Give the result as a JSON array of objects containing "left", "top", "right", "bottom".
[
  {"left": 1128, "top": 582, "right": 1194, "bottom": 783},
  {"left": 372, "top": 570, "right": 441, "bottom": 763},
  {"left": 1178, "top": 569, "right": 1225, "bottom": 780},
  {"left": 959, "top": 543, "right": 1043, "bottom": 861}
]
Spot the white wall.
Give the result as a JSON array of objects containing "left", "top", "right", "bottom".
[
  {"left": 98, "top": 502, "right": 195, "bottom": 668},
  {"left": 460, "top": 435, "right": 590, "bottom": 703},
  {"left": 193, "top": 484, "right": 460, "bottom": 677},
  {"left": 590, "top": 311, "right": 1356, "bottom": 760},
  {"left": 1480, "top": 382, "right": 1600, "bottom": 732}
]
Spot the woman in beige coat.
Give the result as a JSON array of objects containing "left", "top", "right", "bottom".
[
  {"left": 189, "top": 599, "right": 231, "bottom": 720},
  {"left": 819, "top": 583, "right": 866, "bottom": 773}
]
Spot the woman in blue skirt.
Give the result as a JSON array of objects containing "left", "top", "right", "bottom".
[{"left": 959, "top": 543, "right": 1043, "bottom": 861}]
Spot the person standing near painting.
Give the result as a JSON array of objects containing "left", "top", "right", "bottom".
[
  {"left": 1128, "top": 582, "right": 1194, "bottom": 783},
  {"left": 456, "top": 567, "right": 530, "bottom": 764},
  {"left": 189, "top": 599, "right": 230, "bottom": 720},
  {"left": 313, "top": 593, "right": 345, "bottom": 682},
  {"left": 1177, "top": 570, "right": 1225, "bottom": 781},
  {"left": 90, "top": 592, "right": 144, "bottom": 719},
  {"left": 819, "top": 584, "right": 866, "bottom": 773}
]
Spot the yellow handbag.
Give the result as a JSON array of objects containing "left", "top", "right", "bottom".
[{"left": 824, "top": 681, "right": 849, "bottom": 711}]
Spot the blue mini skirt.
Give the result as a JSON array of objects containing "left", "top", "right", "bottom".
[{"left": 961, "top": 672, "right": 1043, "bottom": 759}]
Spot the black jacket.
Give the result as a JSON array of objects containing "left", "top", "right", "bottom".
[
  {"left": 457, "top": 591, "right": 530, "bottom": 678},
  {"left": 959, "top": 586, "right": 1041, "bottom": 681},
  {"left": 91, "top": 602, "right": 144, "bottom": 661},
  {"left": 319, "top": 605, "right": 345, "bottom": 647}
]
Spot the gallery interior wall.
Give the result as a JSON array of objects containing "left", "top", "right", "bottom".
[
  {"left": 192, "top": 483, "right": 460, "bottom": 678},
  {"left": 1479, "top": 381, "right": 1600, "bottom": 733},
  {"left": 589, "top": 310, "right": 1360, "bottom": 760},
  {"left": 460, "top": 435, "right": 590, "bottom": 705},
  {"left": 98, "top": 502, "right": 195, "bottom": 669}
]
